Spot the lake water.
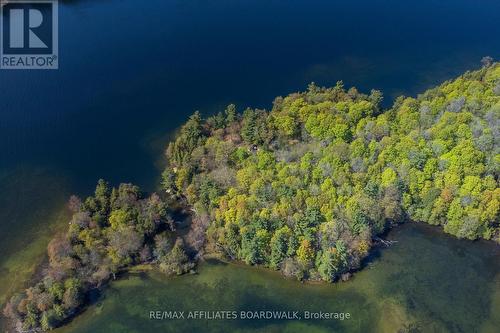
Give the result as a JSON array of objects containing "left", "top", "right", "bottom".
[
  {"left": 56, "top": 223, "right": 500, "bottom": 333},
  {"left": 1, "top": 0, "right": 500, "bottom": 331}
]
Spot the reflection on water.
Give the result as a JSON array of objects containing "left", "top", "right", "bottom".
[{"left": 57, "top": 223, "right": 500, "bottom": 333}]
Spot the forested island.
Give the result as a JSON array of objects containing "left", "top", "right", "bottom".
[
  {"left": 3, "top": 63, "right": 499, "bottom": 332},
  {"left": 163, "top": 62, "right": 499, "bottom": 280}
]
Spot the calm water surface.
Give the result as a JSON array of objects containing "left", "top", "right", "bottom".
[
  {"left": 1, "top": 0, "right": 500, "bottom": 331},
  {"left": 57, "top": 223, "right": 500, "bottom": 333}
]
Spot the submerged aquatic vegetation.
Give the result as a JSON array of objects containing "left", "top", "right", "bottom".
[
  {"left": 3, "top": 181, "right": 192, "bottom": 332},
  {"left": 3, "top": 63, "right": 500, "bottom": 332}
]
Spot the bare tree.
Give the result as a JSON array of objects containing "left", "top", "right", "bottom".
[
  {"left": 185, "top": 214, "right": 210, "bottom": 257},
  {"left": 481, "top": 56, "right": 494, "bottom": 67}
]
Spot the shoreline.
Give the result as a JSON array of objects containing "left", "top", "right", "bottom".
[{"left": 3, "top": 62, "right": 499, "bottom": 331}]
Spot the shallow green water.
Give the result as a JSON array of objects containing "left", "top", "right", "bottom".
[
  {"left": 0, "top": 167, "right": 71, "bottom": 306},
  {"left": 1, "top": 0, "right": 500, "bottom": 331},
  {"left": 56, "top": 223, "right": 500, "bottom": 333}
]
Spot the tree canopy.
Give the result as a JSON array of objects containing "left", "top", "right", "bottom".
[
  {"left": 163, "top": 63, "right": 500, "bottom": 282},
  {"left": 4, "top": 181, "right": 192, "bottom": 332},
  {"left": 4, "top": 63, "right": 499, "bottom": 332}
]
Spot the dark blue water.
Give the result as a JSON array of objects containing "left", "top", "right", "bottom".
[
  {"left": 1, "top": 0, "right": 500, "bottom": 188},
  {"left": 0, "top": 0, "right": 500, "bottom": 328}
]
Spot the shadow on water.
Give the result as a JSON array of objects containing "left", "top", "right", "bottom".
[{"left": 51, "top": 222, "right": 500, "bottom": 333}]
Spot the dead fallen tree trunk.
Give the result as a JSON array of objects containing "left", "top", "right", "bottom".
[
  {"left": 374, "top": 237, "right": 398, "bottom": 247},
  {"left": 215, "top": 242, "right": 236, "bottom": 260}
]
